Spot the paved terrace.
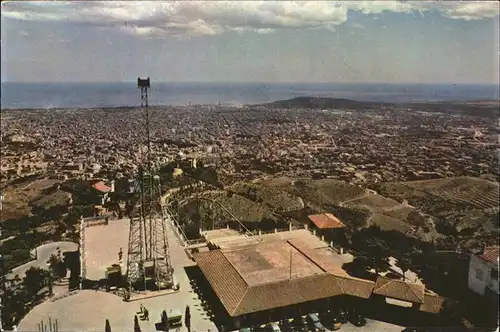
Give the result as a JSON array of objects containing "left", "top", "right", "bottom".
[
  {"left": 83, "top": 218, "right": 130, "bottom": 281},
  {"left": 19, "top": 214, "right": 217, "bottom": 332}
]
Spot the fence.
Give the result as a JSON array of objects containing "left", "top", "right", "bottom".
[
  {"left": 79, "top": 218, "right": 86, "bottom": 288},
  {"left": 163, "top": 206, "right": 189, "bottom": 247},
  {"left": 82, "top": 215, "right": 116, "bottom": 227}
]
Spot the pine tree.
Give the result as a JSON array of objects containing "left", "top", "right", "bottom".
[
  {"left": 185, "top": 305, "right": 191, "bottom": 332},
  {"left": 161, "top": 310, "right": 168, "bottom": 331},
  {"left": 134, "top": 315, "right": 141, "bottom": 332}
]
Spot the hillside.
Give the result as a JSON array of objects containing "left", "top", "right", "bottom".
[
  {"left": 1, "top": 178, "right": 62, "bottom": 221},
  {"left": 374, "top": 177, "right": 499, "bottom": 245},
  {"left": 255, "top": 97, "right": 498, "bottom": 118},
  {"left": 172, "top": 175, "right": 497, "bottom": 248},
  {"left": 256, "top": 97, "right": 387, "bottom": 110}
]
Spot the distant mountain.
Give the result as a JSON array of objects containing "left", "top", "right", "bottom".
[
  {"left": 255, "top": 96, "right": 499, "bottom": 118},
  {"left": 255, "top": 96, "right": 389, "bottom": 110}
]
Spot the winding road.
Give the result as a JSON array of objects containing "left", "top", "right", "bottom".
[{"left": 7, "top": 241, "right": 79, "bottom": 280}]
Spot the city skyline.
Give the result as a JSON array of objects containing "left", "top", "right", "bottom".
[{"left": 1, "top": 1, "right": 499, "bottom": 84}]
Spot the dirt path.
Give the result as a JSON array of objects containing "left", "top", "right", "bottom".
[{"left": 338, "top": 191, "right": 371, "bottom": 207}]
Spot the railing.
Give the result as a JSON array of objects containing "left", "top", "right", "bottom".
[
  {"left": 79, "top": 218, "right": 86, "bottom": 287},
  {"left": 163, "top": 205, "right": 189, "bottom": 247},
  {"left": 165, "top": 195, "right": 256, "bottom": 242},
  {"left": 186, "top": 238, "right": 206, "bottom": 246}
]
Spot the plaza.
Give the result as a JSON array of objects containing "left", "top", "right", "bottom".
[{"left": 19, "top": 216, "right": 217, "bottom": 332}]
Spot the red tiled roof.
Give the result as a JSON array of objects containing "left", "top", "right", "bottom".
[
  {"left": 480, "top": 246, "right": 499, "bottom": 265},
  {"left": 92, "top": 181, "right": 111, "bottom": 193},
  {"left": 193, "top": 250, "right": 248, "bottom": 315},
  {"left": 373, "top": 276, "right": 425, "bottom": 304},
  {"left": 308, "top": 213, "right": 345, "bottom": 229},
  {"left": 193, "top": 249, "right": 375, "bottom": 317},
  {"left": 233, "top": 274, "right": 344, "bottom": 316},
  {"left": 336, "top": 276, "right": 375, "bottom": 299},
  {"left": 419, "top": 293, "right": 446, "bottom": 314},
  {"left": 194, "top": 247, "right": 445, "bottom": 317}
]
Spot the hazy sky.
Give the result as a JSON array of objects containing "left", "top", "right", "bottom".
[{"left": 1, "top": 1, "right": 499, "bottom": 84}]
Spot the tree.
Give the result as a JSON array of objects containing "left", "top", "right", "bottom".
[
  {"left": 441, "top": 299, "right": 463, "bottom": 324},
  {"left": 397, "top": 256, "right": 411, "bottom": 281},
  {"left": 23, "top": 267, "right": 48, "bottom": 296},
  {"left": 47, "top": 273, "right": 53, "bottom": 296},
  {"left": 343, "top": 257, "right": 373, "bottom": 280},
  {"left": 161, "top": 310, "right": 168, "bottom": 331},
  {"left": 105, "top": 319, "right": 111, "bottom": 332},
  {"left": 1, "top": 288, "right": 26, "bottom": 330},
  {"left": 134, "top": 315, "right": 141, "bottom": 332},
  {"left": 185, "top": 305, "right": 191, "bottom": 332},
  {"left": 48, "top": 254, "right": 62, "bottom": 278}
]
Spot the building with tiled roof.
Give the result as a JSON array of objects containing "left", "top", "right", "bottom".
[
  {"left": 468, "top": 246, "right": 499, "bottom": 297},
  {"left": 308, "top": 213, "right": 345, "bottom": 229},
  {"left": 373, "top": 276, "right": 425, "bottom": 304},
  {"left": 307, "top": 213, "right": 348, "bottom": 249},
  {"left": 371, "top": 276, "right": 446, "bottom": 314},
  {"left": 193, "top": 229, "right": 447, "bottom": 324},
  {"left": 90, "top": 180, "right": 114, "bottom": 205},
  {"left": 92, "top": 181, "right": 112, "bottom": 193},
  {"left": 480, "top": 246, "right": 500, "bottom": 266}
]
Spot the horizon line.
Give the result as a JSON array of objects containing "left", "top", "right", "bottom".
[{"left": 1, "top": 81, "right": 499, "bottom": 86}]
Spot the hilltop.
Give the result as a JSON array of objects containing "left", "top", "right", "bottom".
[
  {"left": 256, "top": 96, "right": 387, "bottom": 110},
  {"left": 255, "top": 96, "right": 499, "bottom": 118}
]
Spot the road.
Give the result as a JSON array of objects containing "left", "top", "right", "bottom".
[
  {"left": 7, "top": 241, "right": 79, "bottom": 279},
  {"left": 339, "top": 319, "right": 404, "bottom": 332}
]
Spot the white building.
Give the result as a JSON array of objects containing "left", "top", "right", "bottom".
[{"left": 468, "top": 246, "right": 499, "bottom": 296}]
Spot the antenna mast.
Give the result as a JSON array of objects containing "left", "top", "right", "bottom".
[{"left": 126, "top": 77, "right": 174, "bottom": 294}]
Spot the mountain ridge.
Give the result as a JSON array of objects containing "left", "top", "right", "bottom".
[{"left": 254, "top": 96, "right": 499, "bottom": 118}]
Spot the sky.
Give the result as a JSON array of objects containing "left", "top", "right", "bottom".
[{"left": 1, "top": 1, "right": 499, "bottom": 84}]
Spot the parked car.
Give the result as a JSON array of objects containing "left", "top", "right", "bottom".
[
  {"left": 289, "top": 315, "right": 308, "bottom": 332},
  {"left": 330, "top": 308, "right": 348, "bottom": 324},
  {"left": 278, "top": 319, "right": 291, "bottom": 331},
  {"left": 319, "top": 312, "right": 342, "bottom": 331},
  {"left": 266, "top": 322, "right": 281, "bottom": 332},
  {"left": 306, "top": 313, "right": 327, "bottom": 331},
  {"left": 347, "top": 309, "right": 366, "bottom": 327}
]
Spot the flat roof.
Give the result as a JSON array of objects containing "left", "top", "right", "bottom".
[{"left": 224, "top": 239, "right": 324, "bottom": 287}]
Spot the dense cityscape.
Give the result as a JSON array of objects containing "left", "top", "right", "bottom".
[{"left": 2, "top": 104, "right": 498, "bottom": 186}]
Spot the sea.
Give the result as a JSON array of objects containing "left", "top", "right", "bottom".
[{"left": 1, "top": 82, "right": 499, "bottom": 109}]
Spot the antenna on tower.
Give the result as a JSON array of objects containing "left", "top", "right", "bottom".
[{"left": 126, "top": 77, "right": 174, "bottom": 295}]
